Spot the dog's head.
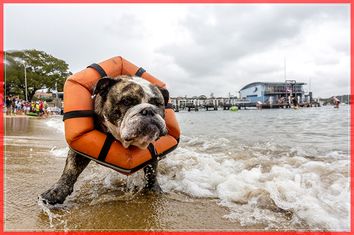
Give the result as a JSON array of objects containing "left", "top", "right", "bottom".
[{"left": 93, "top": 75, "right": 168, "bottom": 149}]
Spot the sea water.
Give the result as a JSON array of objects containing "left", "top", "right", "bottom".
[
  {"left": 158, "top": 106, "right": 350, "bottom": 230},
  {"left": 4, "top": 105, "right": 350, "bottom": 231}
]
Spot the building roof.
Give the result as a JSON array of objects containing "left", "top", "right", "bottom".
[{"left": 240, "top": 82, "right": 306, "bottom": 91}]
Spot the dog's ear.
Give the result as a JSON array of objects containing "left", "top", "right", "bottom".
[
  {"left": 158, "top": 87, "right": 170, "bottom": 106},
  {"left": 94, "top": 77, "right": 121, "bottom": 100}
]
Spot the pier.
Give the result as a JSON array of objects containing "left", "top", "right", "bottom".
[
  {"left": 171, "top": 97, "right": 321, "bottom": 112},
  {"left": 172, "top": 80, "right": 322, "bottom": 112}
]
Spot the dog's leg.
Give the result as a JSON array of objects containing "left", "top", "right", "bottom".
[
  {"left": 40, "top": 149, "right": 90, "bottom": 205},
  {"left": 143, "top": 159, "right": 162, "bottom": 193}
]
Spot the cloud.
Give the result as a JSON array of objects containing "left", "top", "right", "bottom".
[
  {"left": 158, "top": 5, "right": 347, "bottom": 75},
  {"left": 157, "top": 5, "right": 349, "bottom": 97}
]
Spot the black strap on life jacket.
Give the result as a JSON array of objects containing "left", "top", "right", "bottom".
[
  {"left": 97, "top": 133, "right": 115, "bottom": 162},
  {"left": 63, "top": 110, "right": 95, "bottom": 121},
  {"left": 88, "top": 63, "right": 146, "bottom": 78},
  {"left": 156, "top": 138, "right": 179, "bottom": 160},
  {"left": 165, "top": 103, "right": 173, "bottom": 109},
  {"left": 87, "top": 63, "right": 107, "bottom": 78},
  {"left": 147, "top": 143, "right": 158, "bottom": 161},
  {"left": 135, "top": 67, "right": 146, "bottom": 77},
  {"left": 70, "top": 138, "right": 179, "bottom": 175},
  {"left": 63, "top": 62, "right": 108, "bottom": 121}
]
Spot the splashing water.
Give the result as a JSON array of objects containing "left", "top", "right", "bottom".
[{"left": 37, "top": 196, "right": 68, "bottom": 230}]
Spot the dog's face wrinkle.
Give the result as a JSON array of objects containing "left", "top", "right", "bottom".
[
  {"left": 138, "top": 117, "right": 164, "bottom": 134},
  {"left": 108, "top": 96, "right": 142, "bottom": 124},
  {"left": 94, "top": 75, "right": 167, "bottom": 148},
  {"left": 121, "top": 83, "right": 145, "bottom": 98},
  {"left": 106, "top": 106, "right": 122, "bottom": 124},
  {"left": 103, "top": 82, "right": 144, "bottom": 123},
  {"left": 98, "top": 81, "right": 165, "bottom": 121},
  {"left": 119, "top": 96, "right": 141, "bottom": 108}
]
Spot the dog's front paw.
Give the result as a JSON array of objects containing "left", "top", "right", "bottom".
[
  {"left": 143, "top": 182, "right": 163, "bottom": 194},
  {"left": 40, "top": 184, "right": 73, "bottom": 205}
]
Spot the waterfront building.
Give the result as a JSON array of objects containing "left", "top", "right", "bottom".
[{"left": 239, "top": 81, "right": 306, "bottom": 105}]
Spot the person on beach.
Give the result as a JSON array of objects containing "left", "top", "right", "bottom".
[
  {"left": 25, "top": 101, "right": 31, "bottom": 114},
  {"left": 13, "top": 97, "right": 18, "bottom": 115},
  {"left": 43, "top": 101, "right": 49, "bottom": 117},
  {"left": 15, "top": 99, "right": 22, "bottom": 115},
  {"left": 35, "top": 101, "right": 40, "bottom": 114},
  {"left": 5, "top": 96, "right": 12, "bottom": 115},
  {"left": 39, "top": 100, "right": 44, "bottom": 117},
  {"left": 31, "top": 101, "right": 35, "bottom": 113}
]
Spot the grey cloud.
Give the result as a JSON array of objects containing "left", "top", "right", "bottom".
[
  {"left": 5, "top": 5, "right": 150, "bottom": 73},
  {"left": 158, "top": 5, "right": 348, "bottom": 79},
  {"left": 5, "top": 4, "right": 349, "bottom": 98},
  {"left": 103, "top": 13, "right": 145, "bottom": 39}
]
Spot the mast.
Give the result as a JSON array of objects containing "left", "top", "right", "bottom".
[{"left": 284, "top": 57, "right": 287, "bottom": 81}]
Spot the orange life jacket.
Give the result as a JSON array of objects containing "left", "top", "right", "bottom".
[{"left": 63, "top": 56, "right": 180, "bottom": 175}]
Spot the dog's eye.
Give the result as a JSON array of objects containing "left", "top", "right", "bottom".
[
  {"left": 121, "top": 97, "right": 139, "bottom": 107},
  {"left": 122, "top": 99, "right": 132, "bottom": 106}
]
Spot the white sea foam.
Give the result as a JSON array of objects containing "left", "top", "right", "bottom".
[
  {"left": 76, "top": 134, "right": 349, "bottom": 230},
  {"left": 50, "top": 146, "right": 69, "bottom": 158},
  {"left": 45, "top": 118, "right": 64, "bottom": 133},
  {"left": 156, "top": 135, "right": 350, "bottom": 230}
]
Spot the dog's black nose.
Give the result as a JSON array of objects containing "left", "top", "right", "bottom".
[{"left": 140, "top": 107, "right": 155, "bottom": 116}]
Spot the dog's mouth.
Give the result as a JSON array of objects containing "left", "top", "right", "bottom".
[
  {"left": 116, "top": 104, "right": 167, "bottom": 149},
  {"left": 123, "top": 132, "right": 163, "bottom": 143},
  {"left": 120, "top": 121, "right": 167, "bottom": 149},
  {"left": 123, "top": 137, "right": 134, "bottom": 142}
]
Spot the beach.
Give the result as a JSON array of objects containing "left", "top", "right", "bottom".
[
  {"left": 4, "top": 115, "right": 245, "bottom": 231},
  {"left": 4, "top": 105, "right": 350, "bottom": 231}
]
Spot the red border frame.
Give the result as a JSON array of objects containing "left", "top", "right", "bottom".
[
  {"left": 0, "top": 1, "right": 3, "bottom": 235},
  {"left": 1, "top": 1, "right": 352, "bottom": 235},
  {"left": 0, "top": 0, "right": 352, "bottom": 3}
]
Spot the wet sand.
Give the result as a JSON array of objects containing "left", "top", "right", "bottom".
[{"left": 4, "top": 116, "right": 253, "bottom": 231}]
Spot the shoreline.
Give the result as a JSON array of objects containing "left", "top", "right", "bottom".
[
  {"left": 4, "top": 114, "right": 62, "bottom": 119},
  {"left": 4, "top": 115, "right": 247, "bottom": 231},
  {"left": 4, "top": 107, "right": 350, "bottom": 231}
]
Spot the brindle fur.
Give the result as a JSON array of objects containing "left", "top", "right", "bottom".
[{"left": 41, "top": 75, "right": 168, "bottom": 205}]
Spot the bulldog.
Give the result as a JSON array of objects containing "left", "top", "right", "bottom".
[{"left": 40, "top": 75, "right": 169, "bottom": 205}]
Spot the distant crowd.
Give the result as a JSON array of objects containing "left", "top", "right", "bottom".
[{"left": 5, "top": 96, "right": 62, "bottom": 117}]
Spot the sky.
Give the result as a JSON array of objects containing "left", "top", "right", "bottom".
[{"left": 5, "top": 4, "right": 350, "bottom": 98}]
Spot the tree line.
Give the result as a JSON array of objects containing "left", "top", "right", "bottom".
[{"left": 5, "top": 49, "right": 72, "bottom": 101}]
